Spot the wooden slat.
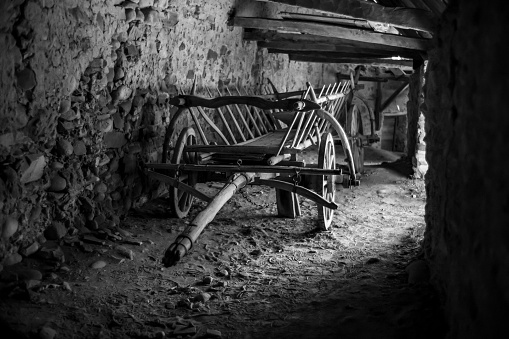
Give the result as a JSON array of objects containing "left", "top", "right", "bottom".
[
  {"left": 234, "top": 86, "right": 267, "bottom": 134},
  {"left": 226, "top": 87, "right": 262, "bottom": 137},
  {"left": 291, "top": 112, "right": 307, "bottom": 148},
  {"left": 255, "top": 0, "right": 437, "bottom": 34},
  {"left": 188, "top": 107, "right": 209, "bottom": 145},
  {"left": 215, "top": 87, "right": 247, "bottom": 142},
  {"left": 243, "top": 30, "right": 423, "bottom": 58},
  {"left": 195, "top": 106, "right": 230, "bottom": 145},
  {"left": 206, "top": 87, "right": 237, "bottom": 144},
  {"left": 295, "top": 112, "right": 317, "bottom": 147},
  {"left": 276, "top": 113, "right": 300, "bottom": 155},
  {"left": 238, "top": 87, "right": 272, "bottom": 133}
]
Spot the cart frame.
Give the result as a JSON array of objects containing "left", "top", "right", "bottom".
[{"left": 144, "top": 77, "right": 359, "bottom": 266}]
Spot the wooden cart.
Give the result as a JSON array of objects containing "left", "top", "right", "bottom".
[{"left": 144, "top": 78, "right": 359, "bottom": 266}]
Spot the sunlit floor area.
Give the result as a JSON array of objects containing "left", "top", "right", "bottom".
[{"left": 0, "top": 147, "right": 445, "bottom": 339}]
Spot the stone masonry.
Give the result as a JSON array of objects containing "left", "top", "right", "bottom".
[{"left": 0, "top": 0, "right": 328, "bottom": 267}]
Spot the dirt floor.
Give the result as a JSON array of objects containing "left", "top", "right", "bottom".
[{"left": 0, "top": 146, "right": 446, "bottom": 339}]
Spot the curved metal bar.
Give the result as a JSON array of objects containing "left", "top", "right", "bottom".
[
  {"left": 313, "top": 109, "right": 357, "bottom": 180},
  {"left": 252, "top": 178, "right": 338, "bottom": 209},
  {"left": 146, "top": 170, "right": 212, "bottom": 203}
]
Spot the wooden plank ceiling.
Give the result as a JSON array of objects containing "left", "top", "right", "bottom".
[{"left": 233, "top": 0, "right": 448, "bottom": 76}]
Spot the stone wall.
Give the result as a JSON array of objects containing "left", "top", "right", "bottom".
[
  {"left": 424, "top": 1, "right": 509, "bottom": 338},
  {"left": 0, "top": 0, "right": 327, "bottom": 267},
  {"left": 407, "top": 64, "right": 428, "bottom": 177}
]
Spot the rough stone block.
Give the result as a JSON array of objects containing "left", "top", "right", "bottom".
[
  {"left": 56, "top": 139, "right": 74, "bottom": 156},
  {"left": 2, "top": 216, "right": 19, "bottom": 240},
  {"left": 104, "top": 132, "right": 127, "bottom": 148},
  {"left": 44, "top": 222, "right": 67, "bottom": 240},
  {"left": 49, "top": 174, "right": 67, "bottom": 192},
  {"left": 3, "top": 253, "right": 22, "bottom": 266},
  {"left": 73, "top": 140, "right": 87, "bottom": 156},
  {"left": 15, "top": 68, "right": 37, "bottom": 90},
  {"left": 20, "top": 242, "right": 40, "bottom": 257}
]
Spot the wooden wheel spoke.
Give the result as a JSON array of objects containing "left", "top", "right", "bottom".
[{"left": 177, "top": 190, "right": 185, "bottom": 201}]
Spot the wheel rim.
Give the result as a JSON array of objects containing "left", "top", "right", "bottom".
[
  {"left": 316, "top": 133, "right": 336, "bottom": 230},
  {"left": 169, "top": 127, "right": 198, "bottom": 218}
]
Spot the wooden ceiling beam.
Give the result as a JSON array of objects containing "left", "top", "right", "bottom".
[
  {"left": 269, "top": 49, "right": 392, "bottom": 59},
  {"left": 380, "top": 83, "right": 410, "bottom": 112},
  {"left": 289, "top": 54, "right": 414, "bottom": 69},
  {"left": 243, "top": 30, "right": 423, "bottom": 58},
  {"left": 255, "top": 0, "right": 437, "bottom": 34},
  {"left": 259, "top": 41, "right": 400, "bottom": 57},
  {"left": 234, "top": 17, "right": 431, "bottom": 51}
]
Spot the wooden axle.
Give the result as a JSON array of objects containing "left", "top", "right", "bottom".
[{"left": 145, "top": 163, "right": 342, "bottom": 176}]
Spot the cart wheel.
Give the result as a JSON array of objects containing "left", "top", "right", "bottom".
[
  {"left": 348, "top": 104, "right": 365, "bottom": 174},
  {"left": 315, "top": 133, "right": 336, "bottom": 231},
  {"left": 169, "top": 127, "right": 198, "bottom": 218}
]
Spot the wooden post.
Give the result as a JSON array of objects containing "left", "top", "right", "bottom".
[{"left": 375, "top": 82, "right": 383, "bottom": 131}]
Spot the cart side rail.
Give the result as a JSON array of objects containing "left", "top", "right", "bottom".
[{"left": 168, "top": 82, "right": 310, "bottom": 148}]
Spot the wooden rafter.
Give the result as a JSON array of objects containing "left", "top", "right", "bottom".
[
  {"left": 380, "top": 83, "right": 410, "bottom": 112},
  {"left": 272, "top": 49, "right": 395, "bottom": 60},
  {"left": 244, "top": 30, "right": 423, "bottom": 58},
  {"left": 255, "top": 0, "right": 437, "bottom": 34},
  {"left": 234, "top": 17, "right": 431, "bottom": 52},
  {"left": 259, "top": 41, "right": 403, "bottom": 57},
  {"left": 289, "top": 54, "right": 413, "bottom": 69}
]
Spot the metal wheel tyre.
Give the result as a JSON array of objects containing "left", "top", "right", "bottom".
[
  {"left": 315, "top": 133, "right": 336, "bottom": 231},
  {"left": 169, "top": 127, "right": 198, "bottom": 218}
]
